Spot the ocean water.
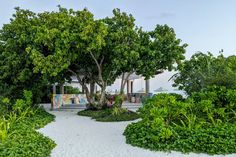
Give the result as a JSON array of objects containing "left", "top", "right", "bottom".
[{"left": 152, "top": 90, "right": 188, "bottom": 98}]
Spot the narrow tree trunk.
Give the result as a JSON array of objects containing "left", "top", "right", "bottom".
[
  {"left": 119, "top": 72, "right": 132, "bottom": 94},
  {"left": 90, "top": 81, "right": 95, "bottom": 102},
  {"left": 120, "top": 73, "right": 125, "bottom": 94},
  {"left": 82, "top": 84, "right": 93, "bottom": 104},
  {"left": 118, "top": 72, "right": 133, "bottom": 107}
]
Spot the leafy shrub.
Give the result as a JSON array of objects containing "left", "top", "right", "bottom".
[
  {"left": 113, "top": 94, "right": 124, "bottom": 108},
  {"left": 0, "top": 90, "right": 56, "bottom": 156},
  {"left": 124, "top": 93, "right": 236, "bottom": 154},
  {"left": 125, "top": 122, "right": 236, "bottom": 154},
  {"left": 0, "top": 118, "right": 10, "bottom": 143},
  {"left": 13, "top": 90, "right": 32, "bottom": 112},
  {"left": 168, "top": 93, "right": 184, "bottom": 101},
  {"left": 192, "top": 86, "right": 236, "bottom": 108},
  {"left": 0, "top": 91, "right": 34, "bottom": 144},
  {"left": 0, "top": 108, "right": 56, "bottom": 157}
]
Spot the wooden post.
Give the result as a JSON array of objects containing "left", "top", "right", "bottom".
[
  {"left": 52, "top": 85, "right": 56, "bottom": 110},
  {"left": 53, "top": 85, "right": 56, "bottom": 94},
  {"left": 60, "top": 85, "right": 64, "bottom": 94}
]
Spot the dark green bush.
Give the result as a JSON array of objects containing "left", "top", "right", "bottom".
[
  {"left": 124, "top": 92, "right": 236, "bottom": 154},
  {"left": 125, "top": 122, "right": 236, "bottom": 154},
  {"left": 0, "top": 97, "right": 10, "bottom": 116},
  {"left": 78, "top": 108, "right": 139, "bottom": 122}
]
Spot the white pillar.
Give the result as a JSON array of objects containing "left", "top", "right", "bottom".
[{"left": 145, "top": 79, "right": 150, "bottom": 94}]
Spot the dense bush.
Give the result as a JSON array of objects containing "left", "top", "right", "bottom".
[
  {"left": 0, "top": 97, "right": 10, "bottom": 116},
  {"left": 0, "top": 108, "right": 55, "bottom": 157},
  {"left": 124, "top": 92, "right": 236, "bottom": 154},
  {"left": 0, "top": 90, "right": 33, "bottom": 116},
  {"left": 0, "top": 90, "right": 56, "bottom": 156}
]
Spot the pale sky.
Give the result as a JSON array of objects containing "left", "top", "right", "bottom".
[{"left": 1, "top": 0, "right": 236, "bottom": 92}]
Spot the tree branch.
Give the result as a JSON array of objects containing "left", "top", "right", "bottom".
[
  {"left": 99, "top": 55, "right": 104, "bottom": 67},
  {"left": 89, "top": 51, "right": 104, "bottom": 85},
  {"left": 123, "top": 72, "right": 132, "bottom": 87}
]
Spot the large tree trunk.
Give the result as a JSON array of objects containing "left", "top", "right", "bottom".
[
  {"left": 68, "top": 69, "right": 96, "bottom": 106},
  {"left": 82, "top": 84, "right": 94, "bottom": 104},
  {"left": 99, "top": 86, "right": 106, "bottom": 105}
]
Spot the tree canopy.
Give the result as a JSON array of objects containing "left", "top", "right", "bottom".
[
  {"left": 0, "top": 8, "right": 52, "bottom": 103},
  {"left": 171, "top": 52, "right": 236, "bottom": 95},
  {"left": 0, "top": 6, "right": 187, "bottom": 107}
]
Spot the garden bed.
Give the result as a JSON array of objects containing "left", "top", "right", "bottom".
[{"left": 78, "top": 108, "right": 140, "bottom": 122}]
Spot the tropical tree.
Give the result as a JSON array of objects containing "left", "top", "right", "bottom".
[
  {"left": 1, "top": 7, "right": 187, "bottom": 108},
  {"left": 118, "top": 24, "right": 188, "bottom": 94},
  {"left": 171, "top": 52, "right": 236, "bottom": 95},
  {"left": 25, "top": 7, "right": 107, "bottom": 106},
  {"left": 29, "top": 8, "right": 139, "bottom": 106},
  {"left": 0, "top": 8, "right": 55, "bottom": 104},
  {"left": 101, "top": 9, "right": 140, "bottom": 95}
]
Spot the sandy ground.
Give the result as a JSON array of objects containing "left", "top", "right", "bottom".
[{"left": 38, "top": 110, "right": 236, "bottom": 157}]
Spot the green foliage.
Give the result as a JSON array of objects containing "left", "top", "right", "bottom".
[
  {"left": 168, "top": 93, "right": 184, "bottom": 101},
  {"left": 0, "top": 7, "right": 58, "bottom": 104},
  {"left": 64, "top": 86, "right": 81, "bottom": 94},
  {"left": 78, "top": 108, "right": 139, "bottom": 122},
  {"left": 0, "top": 7, "right": 186, "bottom": 106},
  {"left": 113, "top": 94, "right": 124, "bottom": 108},
  {"left": 0, "top": 108, "right": 55, "bottom": 157},
  {"left": 0, "top": 97, "right": 10, "bottom": 115},
  {"left": 111, "top": 107, "right": 128, "bottom": 116},
  {"left": 124, "top": 93, "right": 236, "bottom": 154},
  {"left": 0, "top": 90, "right": 55, "bottom": 156},
  {"left": 172, "top": 52, "right": 236, "bottom": 95},
  {"left": 125, "top": 122, "right": 236, "bottom": 154},
  {"left": 136, "top": 25, "right": 187, "bottom": 79},
  {"left": 0, "top": 118, "right": 10, "bottom": 143},
  {"left": 11, "top": 90, "right": 36, "bottom": 119}
]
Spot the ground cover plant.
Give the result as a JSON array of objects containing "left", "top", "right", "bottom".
[
  {"left": 124, "top": 88, "right": 236, "bottom": 155},
  {"left": 0, "top": 91, "right": 56, "bottom": 157},
  {"left": 78, "top": 108, "right": 140, "bottom": 122}
]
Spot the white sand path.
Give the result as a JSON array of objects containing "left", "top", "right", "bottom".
[{"left": 38, "top": 110, "right": 236, "bottom": 157}]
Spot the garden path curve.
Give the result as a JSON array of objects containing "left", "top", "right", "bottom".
[{"left": 39, "top": 110, "right": 236, "bottom": 157}]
